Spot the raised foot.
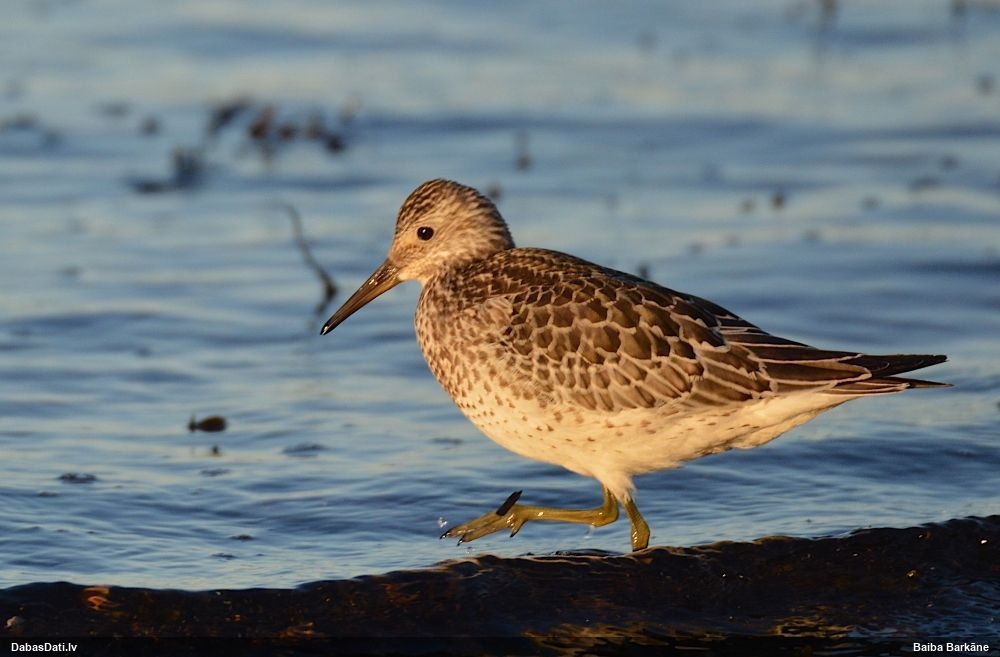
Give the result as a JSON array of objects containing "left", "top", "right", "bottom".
[
  {"left": 441, "top": 487, "right": 620, "bottom": 545},
  {"left": 442, "top": 494, "right": 530, "bottom": 544}
]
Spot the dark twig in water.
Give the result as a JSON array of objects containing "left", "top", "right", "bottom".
[
  {"left": 271, "top": 202, "right": 338, "bottom": 317},
  {"left": 495, "top": 490, "right": 523, "bottom": 516}
]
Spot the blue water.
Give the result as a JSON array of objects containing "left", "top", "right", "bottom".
[{"left": 1, "top": 0, "right": 998, "bottom": 590}]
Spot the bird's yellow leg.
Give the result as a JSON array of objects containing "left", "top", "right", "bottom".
[
  {"left": 622, "top": 496, "right": 650, "bottom": 551},
  {"left": 443, "top": 486, "right": 619, "bottom": 545}
]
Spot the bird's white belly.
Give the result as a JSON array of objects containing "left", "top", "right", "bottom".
[{"left": 451, "top": 382, "right": 845, "bottom": 497}]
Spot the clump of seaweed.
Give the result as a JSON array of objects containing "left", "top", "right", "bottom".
[{"left": 128, "top": 97, "right": 360, "bottom": 194}]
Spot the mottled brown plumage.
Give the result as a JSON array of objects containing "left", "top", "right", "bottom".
[{"left": 321, "top": 179, "right": 948, "bottom": 551}]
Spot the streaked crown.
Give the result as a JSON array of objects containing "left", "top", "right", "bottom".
[{"left": 389, "top": 179, "right": 515, "bottom": 283}]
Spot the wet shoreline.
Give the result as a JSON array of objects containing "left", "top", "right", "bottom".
[{"left": 3, "top": 515, "right": 997, "bottom": 654}]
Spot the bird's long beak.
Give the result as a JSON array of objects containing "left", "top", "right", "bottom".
[{"left": 320, "top": 259, "right": 401, "bottom": 335}]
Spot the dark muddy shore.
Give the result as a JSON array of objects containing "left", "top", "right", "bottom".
[{"left": 3, "top": 515, "right": 997, "bottom": 655}]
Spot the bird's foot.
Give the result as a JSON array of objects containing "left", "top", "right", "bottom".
[
  {"left": 623, "top": 497, "right": 651, "bottom": 551},
  {"left": 441, "top": 488, "right": 620, "bottom": 545},
  {"left": 442, "top": 491, "right": 529, "bottom": 543}
]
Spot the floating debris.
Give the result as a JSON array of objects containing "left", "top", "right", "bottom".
[
  {"left": 271, "top": 202, "right": 338, "bottom": 318},
  {"left": 58, "top": 265, "right": 82, "bottom": 279},
  {"left": 189, "top": 415, "right": 227, "bottom": 433},
  {"left": 0, "top": 112, "right": 61, "bottom": 149},
  {"left": 245, "top": 103, "right": 347, "bottom": 155},
  {"left": 304, "top": 112, "right": 326, "bottom": 140},
  {"left": 210, "top": 444, "right": 222, "bottom": 456},
  {"left": 206, "top": 96, "right": 253, "bottom": 139},
  {"left": 515, "top": 131, "right": 532, "bottom": 171},
  {"left": 861, "top": 195, "right": 881, "bottom": 211},
  {"left": 95, "top": 101, "right": 130, "bottom": 118},
  {"left": 58, "top": 473, "right": 97, "bottom": 484},
  {"left": 324, "top": 132, "right": 346, "bottom": 153},
  {"left": 128, "top": 147, "right": 205, "bottom": 194},
  {"left": 0, "top": 113, "right": 39, "bottom": 131},
  {"left": 909, "top": 176, "right": 941, "bottom": 192},
  {"left": 282, "top": 442, "right": 327, "bottom": 456},
  {"left": 129, "top": 179, "right": 168, "bottom": 194},
  {"left": 231, "top": 103, "right": 354, "bottom": 163},
  {"left": 247, "top": 105, "right": 276, "bottom": 141},
  {"left": 172, "top": 148, "right": 204, "bottom": 186},
  {"left": 139, "top": 115, "right": 160, "bottom": 136},
  {"left": 128, "top": 98, "right": 357, "bottom": 194},
  {"left": 636, "top": 263, "right": 651, "bottom": 279},
  {"left": 771, "top": 190, "right": 786, "bottom": 210},
  {"left": 485, "top": 181, "right": 502, "bottom": 200},
  {"left": 687, "top": 241, "right": 706, "bottom": 255}
]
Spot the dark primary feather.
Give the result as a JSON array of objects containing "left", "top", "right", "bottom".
[{"left": 698, "top": 294, "right": 948, "bottom": 390}]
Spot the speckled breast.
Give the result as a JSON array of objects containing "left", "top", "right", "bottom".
[{"left": 414, "top": 269, "right": 505, "bottom": 416}]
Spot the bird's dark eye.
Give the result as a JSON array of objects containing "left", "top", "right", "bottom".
[{"left": 416, "top": 226, "right": 434, "bottom": 240}]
